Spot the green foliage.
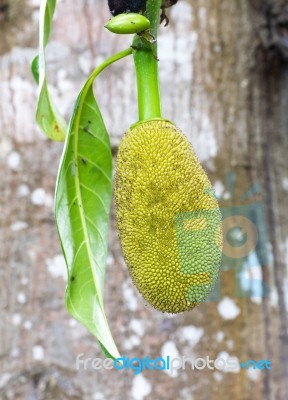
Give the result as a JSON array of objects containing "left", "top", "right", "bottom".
[
  {"left": 55, "top": 49, "right": 132, "bottom": 359},
  {"left": 32, "top": 0, "right": 67, "bottom": 141},
  {"left": 32, "top": 0, "right": 133, "bottom": 360}
]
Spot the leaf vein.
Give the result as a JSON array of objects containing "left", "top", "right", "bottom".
[
  {"left": 78, "top": 153, "right": 111, "bottom": 182},
  {"left": 79, "top": 182, "right": 108, "bottom": 213}
]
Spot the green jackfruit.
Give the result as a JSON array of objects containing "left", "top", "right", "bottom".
[{"left": 115, "top": 120, "right": 222, "bottom": 313}]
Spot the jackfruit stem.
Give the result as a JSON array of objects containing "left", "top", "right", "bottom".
[{"left": 133, "top": 0, "right": 162, "bottom": 121}]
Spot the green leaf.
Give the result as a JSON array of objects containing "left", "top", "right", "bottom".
[
  {"left": 31, "top": 55, "right": 39, "bottom": 84},
  {"left": 33, "top": 0, "right": 67, "bottom": 141},
  {"left": 55, "top": 48, "right": 132, "bottom": 359}
]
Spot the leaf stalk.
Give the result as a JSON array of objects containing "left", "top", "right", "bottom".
[{"left": 133, "top": 0, "right": 162, "bottom": 121}]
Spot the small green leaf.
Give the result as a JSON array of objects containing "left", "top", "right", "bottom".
[
  {"left": 33, "top": 0, "right": 67, "bottom": 141},
  {"left": 55, "top": 48, "right": 132, "bottom": 359},
  {"left": 31, "top": 55, "right": 39, "bottom": 84}
]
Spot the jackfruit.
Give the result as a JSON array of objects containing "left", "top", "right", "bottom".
[{"left": 115, "top": 119, "right": 222, "bottom": 313}]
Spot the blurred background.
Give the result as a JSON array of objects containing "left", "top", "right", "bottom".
[{"left": 1, "top": 0, "right": 288, "bottom": 399}]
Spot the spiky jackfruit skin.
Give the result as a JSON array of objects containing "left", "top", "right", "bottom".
[{"left": 115, "top": 120, "right": 222, "bottom": 313}]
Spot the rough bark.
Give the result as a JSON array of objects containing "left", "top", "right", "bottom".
[{"left": 0, "top": 0, "right": 287, "bottom": 399}]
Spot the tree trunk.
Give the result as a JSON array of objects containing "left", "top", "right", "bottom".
[{"left": 0, "top": 0, "right": 287, "bottom": 399}]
